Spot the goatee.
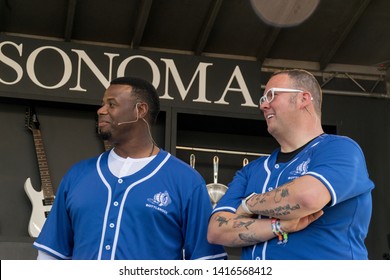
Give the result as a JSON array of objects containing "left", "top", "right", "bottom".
[{"left": 98, "top": 131, "right": 111, "bottom": 141}]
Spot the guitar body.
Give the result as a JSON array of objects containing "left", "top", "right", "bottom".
[
  {"left": 25, "top": 107, "right": 56, "bottom": 238},
  {"left": 24, "top": 178, "right": 53, "bottom": 238}
]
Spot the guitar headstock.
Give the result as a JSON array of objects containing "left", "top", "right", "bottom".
[{"left": 25, "top": 107, "right": 40, "bottom": 131}]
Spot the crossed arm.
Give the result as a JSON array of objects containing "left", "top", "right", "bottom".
[{"left": 207, "top": 175, "right": 330, "bottom": 247}]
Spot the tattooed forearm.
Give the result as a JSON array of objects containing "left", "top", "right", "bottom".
[
  {"left": 253, "top": 195, "right": 267, "bottom": 205},
  {"left": 274, "top": 187, "right": 289, "bottom": 203},
  {"left": 238, "top": 232, "right": 259, "bottom": 243},
  {"left": 213, "top": 214, "right": 260, "bottom": 246},
  {"left": 246, "top": 181, "right": 297, "bottom": 216},
  {"left": 256, "top": 203, "right": 301, "bottom": 216},
  {"left": 232, "top": 219, "right": 255, "bottom": 230},
  {"left": 215, "top": 215, "right": 256, "bottom": 229},
  {"left": 215, "top": 215, "right": 230, "bottom": 226}
]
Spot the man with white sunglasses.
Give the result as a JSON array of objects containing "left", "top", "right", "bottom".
[{"left": 208, "top": 69, "right": 374, "bottom": 259}]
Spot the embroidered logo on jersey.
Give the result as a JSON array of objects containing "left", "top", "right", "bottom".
[
  {"left": 289, "top": 158, "right": 310, "bottom": 178},
  {"left": 146, "top": 191, "right": 171, "bottom": 215},
  {"left": 148, "top": 191, "right": 172, "bottom": 207}
]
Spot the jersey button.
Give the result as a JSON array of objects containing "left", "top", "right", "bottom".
[
  {"left": 105, "top": 245, "right": 111, "bottom": 250},
  {"left": 118, "top": 178, "right": 123, "bottom": 183},
  {"left": 275, "top": 164, "right": 280, "bottom": 169},
  {"left": 109, "top": 223, "right": 115, "bottom": 228},
  {"left": 113, "top": 201, "right": 119, "bottom": 206}
]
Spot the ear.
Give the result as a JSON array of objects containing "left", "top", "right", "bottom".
[
  {"left": 301, "top": 91, "right": 313, "bottom": 103},
  {"left": 298, "top": 91, "right": 313, "bottom": 109},
  {"left": 137, "top": 102, "right": 149, "bottom": 119}
]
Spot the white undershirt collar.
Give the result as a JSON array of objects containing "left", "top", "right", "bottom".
[{"left": 108, "top": 148, "right": 156, "bottom": 178}]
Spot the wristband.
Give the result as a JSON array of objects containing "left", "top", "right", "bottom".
[
  {"left": 241, "top": 192, "right": 256, "bottom": 214},
  {"left": 271, "top": 218, "right": 288, "bottom": 244}
]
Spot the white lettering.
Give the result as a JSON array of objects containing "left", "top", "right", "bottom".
[
  {"left": 26, "top": 46, "right": 72, "bottom": 89},
  {"left": 0, "top": 41, "right": 24, "bottom": 85},
  {"left": 0, "top": 38, "right": 259, "bottom": 110},
  {"left": 70, "top": 50, "right": 119, "bottom": 91},
  {"left": 215, "top": 66, "right": 257, "bottom": 107},
  {"left": 160, "top": 59, "right": 213, "bottom": 103},
  {"left": 117, "top": 55, "right": 160, "bottom": 88}
]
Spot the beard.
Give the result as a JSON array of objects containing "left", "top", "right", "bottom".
[{"left": 98, "top": 130, "right": 112, "bottom": 141}]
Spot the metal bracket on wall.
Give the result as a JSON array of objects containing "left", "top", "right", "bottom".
[
  {"left": 176, "top": 145, "right": 270, "bottom": 157},
  {"left": 261, "top": 59, "right": 390, "bottom": 98}
]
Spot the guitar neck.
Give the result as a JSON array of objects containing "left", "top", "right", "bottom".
[{"left": 32, "top": 128, "right": 55, "bottom": 199}]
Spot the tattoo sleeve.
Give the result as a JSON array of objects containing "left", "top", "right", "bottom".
[
  {"left": 214, "top": 214, "right": 261, "bottom": 246},
  {"left": 247, "top": 181, "right": 301, "bottom": 217}
]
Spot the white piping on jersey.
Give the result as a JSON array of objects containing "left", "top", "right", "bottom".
[
  {"left": 260, "top": 157, "right": 270, "bottom": 260},
  {"left": 256, "top": 138, "right": 325, "bottom": 260},
  {"left": 258, "top": 157, "right": 270, "bottom": 260},
  {"left": 195, "top": 252, "right": 228, "bottom": 260},
  {"left": 306, "top": 171, "right": 337, "bottom": 206},
  {"left": 33, "top": 242, "right": 71, "bottom": 260},
  {"left": 96, "top": 153, "right": 113, "bottom": 260},
  {"left": 212, "top": 206, "right": 236, "bottom": 214},
  {"left": 275, "top": 158, "right": 299, "bottom": 188},
  {"left": 95, "top": 152, "right": 171, "bottom": 260},
  {"left": 110, "top": 153, "right": 171, "bottom": 259},
  {"left": 259, "top": 156, "right": 299, "bottom": 260},
  {"left": 261, "top": 157, "right": 271, "bottom": 193}
]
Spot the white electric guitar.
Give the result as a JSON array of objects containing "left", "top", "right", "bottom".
[{"left": 24, "top": 107, "right": 55, "bottom": 238}]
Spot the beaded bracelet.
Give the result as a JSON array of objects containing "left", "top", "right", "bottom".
[{"left": 271, "top": 218, "right": 288, "bottom": 244}]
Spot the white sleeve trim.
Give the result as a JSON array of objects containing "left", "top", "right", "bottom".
[
  {"left": 306, "top": 171, "right": 337, "bottom": 206},
  {"left": 37, "top": 250, "right": 58, "bottom": 260}
]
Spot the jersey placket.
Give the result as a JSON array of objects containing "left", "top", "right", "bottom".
[
  {"left": 256, "top": 156, "right": 299, "bottom": 260},
  {"left": 99, "top": 176, "right": 128, "bottom": 259}
]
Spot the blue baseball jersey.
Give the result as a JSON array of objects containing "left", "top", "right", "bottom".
[
  {"left": 213, "top": 134, "right": 374, "bottom": 260},
  {"left": 34, "top": 149, "right": 227, "bottom": 260}
]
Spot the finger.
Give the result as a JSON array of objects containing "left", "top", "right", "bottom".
[{"left": 311, "top": 210, "right": 324, "bottom": 221}]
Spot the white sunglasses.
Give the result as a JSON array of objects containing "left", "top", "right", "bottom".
[{"left": 259, "top": 87, "right": 304, "bottom": 106}]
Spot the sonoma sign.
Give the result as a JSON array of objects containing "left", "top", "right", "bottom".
[{"left": 0, "top": 35, "right": 261, "bottom": 110}]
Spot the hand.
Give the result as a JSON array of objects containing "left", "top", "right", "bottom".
[{"left": 279, "top": 210, "right": 324, "bottom": 233}]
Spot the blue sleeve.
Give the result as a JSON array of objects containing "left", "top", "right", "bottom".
[
  {"left": 212, "top": 158, "right": 267, "bottom": 214},
  {"left": 307, "top": 136, "right": 374, "bottom": 206},
  {"left": 183, "top": 182, "right": 227, "bottom": 260},
  {"left": 33, "top": 171, "right": 74, "bottom": 259}
]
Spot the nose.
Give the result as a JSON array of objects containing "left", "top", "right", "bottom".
[
  {"left": 97, "top": 104, "right": 107, "bottom": 115},
  {"left": 259, "top": 100, "right": 269, "bottom": 111}
]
